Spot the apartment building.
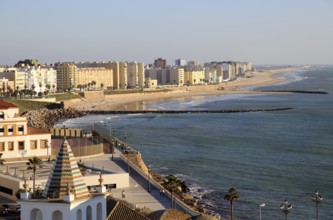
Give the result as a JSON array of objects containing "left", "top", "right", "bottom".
[
  {"left": 0, "top": 68, "right": 26, "bottom": 90},
  {"left": 25, "top": 66, "right": 57, "bottom": 92},
  {"left": 76, "top": 68, "right": 113, "bottom": 89},
  {"left": 185, "top": 70, "right": 205, "bottom": 85},
  {"left": 118, "top": 62, "right": 127, "bottom": 89},
  {"left": 56, "top": 62, "right": 77, "bottom": 91},
  {"left": 0, "top": 100, "right": 51, "bottom": 159},
  {"left": 154, "top": 58, "right": 167, "bottom": 69},
  {"left": 127, "top": 62, "right": 145, "bottom": 88},
  {"left": 175, "top": 59, "right": 186, "bottom": 66},
  {"left": 169, "top": 67, "right": 184, "bottom": 86}
]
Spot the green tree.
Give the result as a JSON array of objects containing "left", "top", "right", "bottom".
[
  {"left": 31, "top": 84, "right": 35, "bottom": 91},
  {"left": 27, "top": 156, "right": 43, "bottom": 195},
  {"left": 43, "top": 90, "right": 49, "bottom": 97},
  {"left": 224, "top": 187, "right": 240, "bottom": 220}
]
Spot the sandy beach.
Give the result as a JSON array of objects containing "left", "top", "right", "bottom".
[{"left": 73, "top": 67, "right": 302, "bottom": 111}]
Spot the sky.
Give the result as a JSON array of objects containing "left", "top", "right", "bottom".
[{"left": 0, "top": 0, "right": 332, "bottom": 65}]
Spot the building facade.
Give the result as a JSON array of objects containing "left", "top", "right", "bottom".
[
  {"left": 56, "top": 62, "right": 77, "bottom": 91},
  {"left": 76, "top": 68, "right": 113, "bottom": 90},
  {"left": 0, "top": 101, "right": 51, "bottom": 159},
  {"left": 154, "top": 58, "right": 167, "bottom": 69}
]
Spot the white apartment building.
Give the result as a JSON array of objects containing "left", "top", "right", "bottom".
[
  {"left": 25, "top": 66, "right": 57, "bottom": 93},
  {"left": 0, "top": 101, "right": 51, "bottom": 159},
  {"left": 127, "top": 62, "right": 145, "bottom": 88}
]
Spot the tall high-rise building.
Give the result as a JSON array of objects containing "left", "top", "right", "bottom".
[
  {"left": 175, "top": 59, "right": 186, "bottom": 66},
  {"left": 154, "top": 58, "right": 167, "bottom": 69},
  {"left": 56, "top": 62, "right": 77, "bottom": 91},
  {"left": 127, "top": 62, "right": 145, "bottom": 88},
  {"left": 137, "top": 62, "right": 145, "bottom": 88},
  {"left": 119, "top": 62, "right": 127, "bottom": 89}
]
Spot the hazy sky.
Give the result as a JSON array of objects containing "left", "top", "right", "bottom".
[{"left": 1, "top": 0, "right": 332, "bottom": 65}]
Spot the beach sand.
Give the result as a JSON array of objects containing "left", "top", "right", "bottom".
[{"left": 73, "top": 67, "right": 302, "bottom": 111}]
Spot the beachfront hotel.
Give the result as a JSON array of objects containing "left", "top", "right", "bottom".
[{"left": 0, "top": 100, "right": 51, "bottom": 159}]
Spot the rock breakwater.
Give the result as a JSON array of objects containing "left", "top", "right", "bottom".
[{"left": 27, "top": 108, "right": 86, "bottom": 130}]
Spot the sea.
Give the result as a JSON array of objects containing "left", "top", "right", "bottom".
[{"left": 57, "top": 66, "right": 333, "bottom": 220}]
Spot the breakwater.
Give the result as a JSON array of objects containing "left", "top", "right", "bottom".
[
  {"left": 261, "top": 90, "right": 328, "bottom": 94},
  {"left": 84, "top": 107, "right": 294, "bottom": 115},
  {"left": 26, "top": 107, "right": 294, "bottom": 130}
]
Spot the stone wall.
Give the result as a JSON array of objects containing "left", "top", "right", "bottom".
[{"left": 81, "top": 91, "right": 104, "bottom": 101}]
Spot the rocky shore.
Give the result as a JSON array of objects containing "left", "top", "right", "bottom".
[{"left": 26, "top": 107, "right": 86, "bottom": 130}]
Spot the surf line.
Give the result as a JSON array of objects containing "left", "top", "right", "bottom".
[{"left": 84, "top": 107, "right": 294, "bottom": 115}]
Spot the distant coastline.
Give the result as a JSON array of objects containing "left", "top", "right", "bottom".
[{"left": 71, "top": 66, "right": 305, "bottom": 111}]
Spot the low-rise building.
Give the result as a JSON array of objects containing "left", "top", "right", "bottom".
[{"left": 0, "top": 101, "right": 51, "bottom": 159}]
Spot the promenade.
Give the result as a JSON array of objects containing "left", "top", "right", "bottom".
[{"left": 80, "top": 152, "right": 172, "bottom": 212}]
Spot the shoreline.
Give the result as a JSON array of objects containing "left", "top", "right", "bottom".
[{"left": 72, "top": 66, "right": 303, "bottom": 111}]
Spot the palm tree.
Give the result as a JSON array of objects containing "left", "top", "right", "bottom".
[
  {"left": 91, "top": 80, "right": 96, "bottom": 89},
  {"left": 39, "top": 82, "right": 42, "bottom": 92},
  {"left": 31, "top": 84, "right": 35, "bottom": 91},
  {"left": 224, "top": 187, "right": 240, "bottom": 220},
  {"left": 46, "top": 84, "right": 51, "bottom": 91},
  {"left": 27, "top": 156, "right": 43, "bottom": 195}
]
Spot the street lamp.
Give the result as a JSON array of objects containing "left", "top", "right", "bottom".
[
  {"left": 111, "top": 139, "right": 115, "bottom": 160},
  {"left": 312, "top": 190, "right": 323, "bottom": 220},
  {"left": 280, "top": 199, "right": 292, "bottom": 220},
  {"left": 46, "top": 140, "right": 51, "bottom": 162},
  {"left": 259, "top": 203, "right": 265, "bottom": 220},
  {"left": 147, "top": 164, "right": 151, "bottom": 193},
  {"left": 127, "top": 149, "right": 130, "bottom": 173}
]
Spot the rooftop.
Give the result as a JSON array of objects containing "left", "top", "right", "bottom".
[{"left": 0, "top": 100, "right": 18, "bottom": 110}]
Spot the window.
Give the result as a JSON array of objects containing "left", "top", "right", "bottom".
[
  {"left": 0, "top": 112, "right": 4, "bottom": 120},
  {"left": 8, "top": 142, "right": 14, "bottom": 151},
  {"left": 18, "top": 141, "right": 25, "bottom": 150},
  {"left": 0, "top": 126, "right": 4, "bottom": 136},
  {"left": 30, "top": 140, "right": 37, "bottom": 149},
  {"left": 0, "top": 142, "right": 4, "bottom": 151},
  {"left": 18, "top": 125, "right": 24, "bottom": 134},
  {"left": 40, "top": 140, "right": 47, "bottom": 149},
  {"left": 8, "top": 125, "right": 13, "bottom": 135}
]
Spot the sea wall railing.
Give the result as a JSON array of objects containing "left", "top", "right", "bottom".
[{"left": 94, "top": 122, "right": 201, "bottom": 216}]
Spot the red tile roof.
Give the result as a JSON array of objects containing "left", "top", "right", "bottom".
[{"left": 0, "top": 100, "right": 18, "bottom": 109}]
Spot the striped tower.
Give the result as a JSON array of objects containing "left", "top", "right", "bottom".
[{"left": 42, "top": 139, "right": 90, "bottom": 200}]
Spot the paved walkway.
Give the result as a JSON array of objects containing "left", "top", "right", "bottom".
[{"left": 81, "top": 153, "right": 172, "bottom": 212}]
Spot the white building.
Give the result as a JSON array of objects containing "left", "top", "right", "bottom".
[
  {"left": 20, "top": 139, "right": 107, "bottom": 220},
  {"left": 127, "top": 62, "right": 144, "bottom": 88},
  {"left": 175, "top": 59, "right": 186, "bottom": 66},
  {"left": 25, "top": 66, "right": 57, "bottom": 93}
]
